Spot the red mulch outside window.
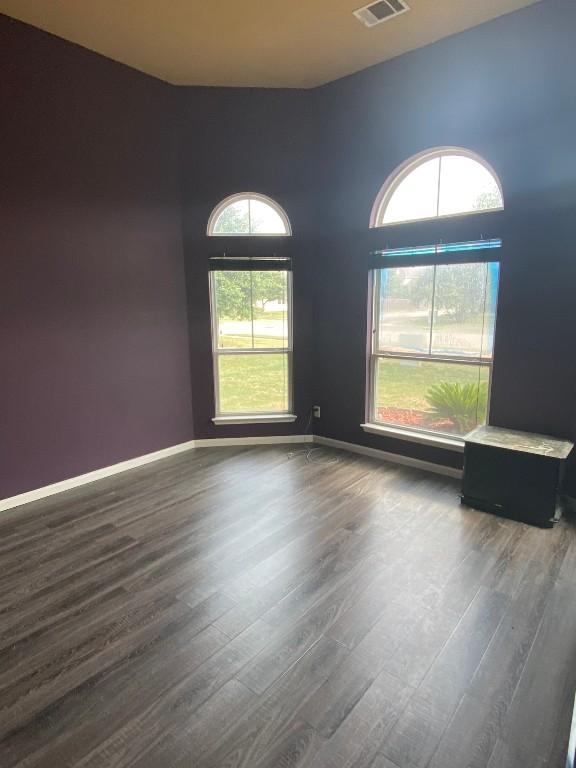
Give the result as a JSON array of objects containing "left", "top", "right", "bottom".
[{"left": 377, "top": 407, "right": 455, "bottom": 433}]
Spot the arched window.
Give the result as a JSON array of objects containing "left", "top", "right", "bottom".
[
  {"left": 371, "top": 148, "right": 503, "bottom": 227},
  {"left": 207, "top": 193, "right": 294, "bottom": 425},
  {"left": 365, "top": 148, "right": 503, "bottom": 446},
  {"left": 208, "top": 193, "right": 291, "bottom": 236}
]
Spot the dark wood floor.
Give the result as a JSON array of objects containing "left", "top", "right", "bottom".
[{"left": 1, "top": 445, "right": 575, "bottom": 768}]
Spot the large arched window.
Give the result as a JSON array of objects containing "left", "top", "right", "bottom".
[
  {"left": 208, "top": 193, "right": 291, "bottom": 236},
  {"left": 365, "top": 148, "right": 503, "bottom": 447},
  {"left": 371, "top": 148, "right": 503, "bottom": 227}
]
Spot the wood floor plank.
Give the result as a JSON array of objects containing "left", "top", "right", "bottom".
[
  {"left": 487, "top": 584, "right": 576, "bottom": 767},
  {"left": 103, "top": 677, "right": 256, "bottom": 768},
  {"left": 74, "top": 620, "right": 275, "bottom": 767},
  {"left": 382, "top": 586, "right": 510, "bottom": 768},
  {"left": 0, "top": 621, "right": 226, "bottom": 768},
  {"left": 303, "top": 671, "right": 413, "bottom": 768},
  {"left": 0, "top": 591, "right": 193, "bottom": 740},
  {"left": 193, "top": 635, "right": 348, "bottom": 768},
  {"left": 212, "top": 527, "right": 358, "bottom": 638},
  {"left": 162, "top": 640, "right": 330, "bottom": 768},
  {"left": 380, "top": 603, "right": 462, "bottom": 688},
  {"left": 299, "top": 653, "right": 381, "bottom": 738},
  {"left": 368, "top": 757, "right": 401, "bottom": 768},
  {"left": 237, "top": 553, "right": 386, "bottom": 695}
]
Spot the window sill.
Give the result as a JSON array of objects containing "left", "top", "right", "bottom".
[
  {"left": 213, "top": 414, "right": 297, "bottom": 426},
  {"left": 361, "top": 423, "right": 465, "bottom": 452}
]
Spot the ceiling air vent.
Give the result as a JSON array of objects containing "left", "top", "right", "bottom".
[{"left": 353, "top": 0, "right": 410, "bottom": 28}]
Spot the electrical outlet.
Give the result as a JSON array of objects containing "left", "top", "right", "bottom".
[{"left": 313, "top": 405, "right": 321, "bottom": 418}]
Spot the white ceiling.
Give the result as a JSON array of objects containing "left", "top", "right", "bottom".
[{"left": 0, "top": 0, "right": 541, "bottom": 88}]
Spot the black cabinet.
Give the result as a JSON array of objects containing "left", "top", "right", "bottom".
[{"left": 462, "top": 426, "right": 573, "bottom": 528}]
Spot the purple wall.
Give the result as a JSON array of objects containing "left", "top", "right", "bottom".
[{"left": 0, "top": 16, "right": 193, "bottom": 498}]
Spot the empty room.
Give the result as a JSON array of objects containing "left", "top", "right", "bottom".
[{"left": 1, "top": 0, "right": 576, "bottom": 766}]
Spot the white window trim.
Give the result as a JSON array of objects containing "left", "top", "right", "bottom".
[
  {"left": 361, "top": 422, "right": 465, "bottom": 452},
  {"left": 370, "top": 146, "right": 504, "bottom": 228},
  {"left": 209, "top": 270, "right": 294, "bottom": 422},
  {"left": 207, "top": 192, "right": 292, "bottom": 237},
  {"left": 213, "top": 414, "right": 297, "bottom": 425},
  {"left": 366, "top": 266, "right": 497, "bottom": 447}
]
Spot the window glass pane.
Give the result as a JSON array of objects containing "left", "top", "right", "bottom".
[
  {"left": 214, "top": 271, "right": 289, "bottom": 350},
  {"left": 431, "top": 262, "right": 498, "bottom": 358},
  {"left": 213, "top": 200, "right": 250, "bottom": 234},
  {"left": 382, "top": 157, "right": 440, "bottom": 224},
  {"left": 214, "top": 271, "right": 253, "bottom": 349},
  {"left": 375, "top": 358, "right": 489, "bottom": 437},
  {"left": 251, "top": 271, "right": 289, "bottom": 348},
  {"left": 249, "top": 199, "right": 287, "bottom": 235},
  {"left": 378, "top": 266, "right": 434, "bottom": 354},
  {"left": 438, "top": 155, "right": 503, "bottom": 217},
  {"left": 218, "top": 353, "right": 289, "bottom": 413}
]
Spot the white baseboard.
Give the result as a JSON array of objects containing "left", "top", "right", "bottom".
[
  {"left": 1, "top": 431, "right": 460, "bottom": 513},
  {"left": 314, "top": 435, "right": 463, "bottom": 479},
  {"left": 566, "top": 691, "right": 576, "bottom": 768},
  {"left": 194, "top": 435, "right": 313, "bottom": 448},
  {"left": 0, "top": 440, "right": 197, "bottom": 513},
  {"left": 0, "top": 435, "right": 313, "bottom": 512}
]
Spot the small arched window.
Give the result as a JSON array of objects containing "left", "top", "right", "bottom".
[
  {"left": 371, "top": 148, "right": 503, "bottom": 227},
  {"left": 208, "top": 193, "right": 291, "bottom": 236}
]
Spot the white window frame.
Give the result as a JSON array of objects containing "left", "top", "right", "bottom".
[
  {"left": 364, "top": 263, "right": 499, "bottom": 449},
  {"left": 370, "top": 147, "right": 504, "bottom": 228},
  {"left": 209, "top": 270, "right": 295, "bottom": 425},
  {"left": 207, "top": 192, "right": 292, "bottom": 237}
]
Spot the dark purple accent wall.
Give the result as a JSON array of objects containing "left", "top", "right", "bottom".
[
  {"left": 0, "top": 15, "right": 193, "bottom": 498},
  {"left": 310, "top": 0, "right": 576, "bottom": 472}
]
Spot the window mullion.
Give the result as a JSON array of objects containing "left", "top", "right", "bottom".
[
  {"left": 217, "top": 347, "right": 289, "bottom": 355},
  {"left": 375, "top": 351, "right": 491, "bottom": 366},
  {"left": 250, "top": 272, "right": 255, "bottom": 349},
  {"left": 373, "top": 271, "right": 381, "bottom": 355},
  {"left": 436, "top": 155, "right": 442, "bottom": 217},
  {"left": 429, "top": 264, "right": 437, "bottom": 356}
]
